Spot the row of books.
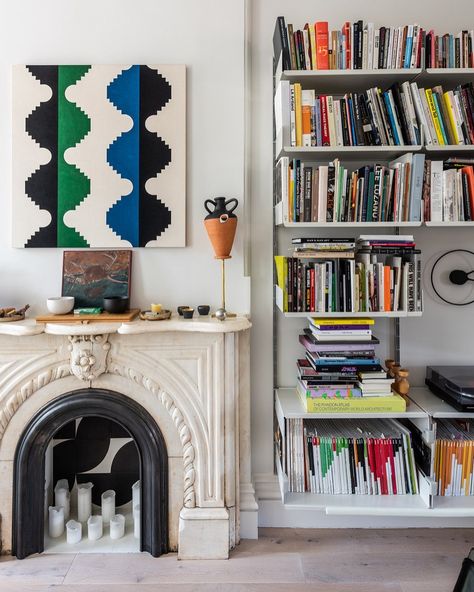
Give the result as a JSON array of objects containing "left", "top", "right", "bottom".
[
  {"left": 434, "top": 419, "right": 474, "bottom": 496},
  {"left": 274, "top": 236, "right": 422, "bottom": 313},
  {"left": 276, "top": 153, "right": 425, "bottom": 223},
  {"left": 274, "top": 17, "right": 474, "bottom": 71},
  {"left": 425, "top": 160, "right": 474, "bottom": 221},
  {"left": 281, "top": 82, "right": 422, "bottom": 148},
  {"left": 284, "top": 417, "right": 418, "bottom": 495}
]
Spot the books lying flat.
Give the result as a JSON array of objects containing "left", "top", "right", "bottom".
[
  {"left": 310, "top": 317, "right": 375, "bottom": 326},
  {"left": 298, "top": 388, "right": 406, "bottom": 413},
  {"left": 298, "top": 380, "right": 361, "bottom": 400}
]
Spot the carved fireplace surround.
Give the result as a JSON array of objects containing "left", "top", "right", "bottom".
[{"left": 0, "top": 316, "right": 257, "bottom": 560}]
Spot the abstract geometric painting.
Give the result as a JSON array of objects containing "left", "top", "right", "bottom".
[{"left": 12, "top": 65, "right": 186, "bottom": 248}]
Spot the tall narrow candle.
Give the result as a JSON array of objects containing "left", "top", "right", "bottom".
[
  {"left": 77, "top": 482, "right": 93, "bottom": 523},
  {"left": 54, "top": 479, "right": 70, "bottom": 520},
  {"left": 133, "top": 503, "right": 140, "bottom": 539},
  {"left": 132, "top": 480, "right": 140, "bottom": 509},
  {"left": 109, "top": 514, "right": 125, "bottom": 540},
  {"left": 48, "top": 506, "right": 64, "bottom": 538},
  {"left": 66, "top": 520, "right": 82, "bottom": 544},
  {"left": 87, "top": 515, "right": 103, "bottom": 541},
  {"left": 101, "top": 489, "right": 116, "bottom": 524}
]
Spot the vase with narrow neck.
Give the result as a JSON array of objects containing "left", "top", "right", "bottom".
[{"left": 204, "top": 197, "right": 238, "bottom": 260}]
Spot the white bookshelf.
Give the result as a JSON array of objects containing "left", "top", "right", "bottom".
[{"left": 272, "top": 41, "right": 474, "bottom": 520}]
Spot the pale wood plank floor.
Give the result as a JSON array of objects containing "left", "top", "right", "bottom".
[{"left": 0, "top": 528, "right": 472, "bottom": 591}]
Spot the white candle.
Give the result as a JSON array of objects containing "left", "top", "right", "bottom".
[
  {"left": 132, "top": 480, "right": 140, "bottom": 509},
  {"left": 133, "top": 503, "right": 140, "bottom": 539},
  {"left": 54, "top": 479, "right": 70, "bottom": 520},
  {"left": 66, "top": 519, "right": 82, "bottom": 544},
  {"left": 87, "top": 515, "right": 103, "bottom": 541},
  {"left": 109, "top": 514, "right": 125, "bottom": 540},
  {"left": 77, "top": 482, "right": 93, "bottom": 523},
  {"left": 48, "top": 506, "right": 64, "bottom": 538},
  {"left": 101, "top": 489, "right": 116, "bottom": 524}
]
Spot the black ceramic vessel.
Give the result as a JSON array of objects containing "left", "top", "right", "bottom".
[
  {"left": 182, "top": 307, "right": 195, "bottom": 319},
  {"left": 103, "top": 296, "right": 129, "bottom": 314},
  {"left": 197, "top": 305, "right": 210, "bottom": 316},
  {"left": 177, "top": 306, "right": 189, "bottom": 316}
]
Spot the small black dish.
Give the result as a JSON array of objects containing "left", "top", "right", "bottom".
[
  {"left": 182, "top": 307, "right": 195, "bottom": 319},
  {"left": 103, "top": 296, "right": 129, "bottom": 314},
  {"left": 177, "top": 305, "right": 189, "bottom": 316},
  {"left": 197, "top": 305, "right": 210, "bottom": 316}
]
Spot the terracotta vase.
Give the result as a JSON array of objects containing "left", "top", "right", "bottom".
[{"left": 204, "top": 197, "right": 238, "bottom": 259}]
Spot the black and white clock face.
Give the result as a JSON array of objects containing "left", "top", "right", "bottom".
[{"left": 430, "top": 249, "right": 474, "bottom": 306}]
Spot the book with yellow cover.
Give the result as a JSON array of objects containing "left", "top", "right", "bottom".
[
  {"left": 425, "top": 89, "right": 445, "bottom": 145},
  {"left": 294, "top": 83, "right": 302, "bottom": 146},
  {"left": 298, "top": 389, "right": 406, "bottom": 413},
  {"left": 309, "top": 317, "right": 375, "bottom": 325}
]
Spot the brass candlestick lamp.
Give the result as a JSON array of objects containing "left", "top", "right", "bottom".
[{"left": 203, "top": 197, "right": 238, "bottom": 321}]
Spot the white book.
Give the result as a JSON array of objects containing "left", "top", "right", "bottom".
[
  {"left": 395, "top": 27, "right": 403, "bottom": 69},
  {"left": 385, "top": 27, "right": 394, "bottom": 69},
  {"left": 373, "top": 29, "right": 380, "bottom": 69},
  {"left": 410, "top": 25, "right": 419, "bottom": 69},
  {"left": 443, "top": 169, "right": 456, "bottom": 222},
  {"left": 333, "top": 100, "right": 344, "bottom": 147},
  {"left": 276, "top": 157, "right": 289, "bottom": 223},
  {"left": 455, "top": 170, "right": 463, "bottom": 222},
  {"left": 430, "top": 160, "right": 444, "bottom": 222},
  {"left": 302, "top": 28, "right": 311, "bottom": 71},
  {"left": 419, "top": 88, "right": 439, "bottom": 145},
  {"left": 367, "top": 23, "right": 374, "bottom": 71},
  {"left": 410, "top": 82, "right": 432, "bottom": 145},
  {"left": 401, "top": 81, "right": 419, "bottom": 145},
  {"left": 274, "top": 80, "right": 290, "bottom": 149},
  {"left": 452, "top": 92, "right": 466, "bottom": 145},
  {"left": 326, "top": 96, "right": 336, "bottom": 147},
  {"left": 317, "top": 165, "right": 328, "bottom": 222},
  {"left": 389, "top": 27, "right": 398, "bottom": 69},
  {"left": 362, "top": 27, "right": 368, "bottom": 70}
]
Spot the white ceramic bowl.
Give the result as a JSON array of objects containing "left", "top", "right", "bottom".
[{"left": 46, "top": 297, "right": 75, "bottom": 315}]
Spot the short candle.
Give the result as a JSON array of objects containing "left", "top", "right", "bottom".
[{"left": 151, "top": 303, "right": 162, "bottom": 313}]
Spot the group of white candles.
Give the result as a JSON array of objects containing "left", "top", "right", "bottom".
[{"left": 48, "top": 479, "right": 141, "bottom": 544}]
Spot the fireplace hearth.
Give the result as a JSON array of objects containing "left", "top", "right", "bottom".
[{"left": 0, "top": 316, "right": 257, "bottom": 559}]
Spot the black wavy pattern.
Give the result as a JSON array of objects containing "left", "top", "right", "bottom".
[
  {"left": 139, "top": 66, "right": 172, "bottom": 246},
  {"left": 25, "top": 66, "right": 58, "bottom": 247}
]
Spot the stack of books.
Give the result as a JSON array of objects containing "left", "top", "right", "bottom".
[
  {"left": 424, "top": 158, "right": 474, "bottom": 222},
  {"left": 285, "top": 417, "right": 419, "bottom": 494},
  {"left": 434, "top": 419, "right": 474, "bottom": 496},
  {"left": 274, "top": 235, "right": 422, "bottom": 313},
  {"left": 356, "top": 235, "right": 422, "bottom": 313},
  {"left": 282, "top": 82, "right": 422, "bottom": 148},
  {"left": 297, "top": 317, "right": 406, "bottom": 413},
  {"left": 276, "top": 152, "right": 426, "bottom": 223},
  {"left": 274, "top": 17, "right": 474, "bottom": 71}
]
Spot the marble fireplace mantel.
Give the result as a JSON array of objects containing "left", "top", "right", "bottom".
[{"left": 0, "top": 315, "right": 257, "bottom": 559}]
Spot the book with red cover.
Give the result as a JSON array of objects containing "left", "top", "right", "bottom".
[
  {"left": 315, "top": 21, "right": 329, "bottom": 69},
  {"left": 342, "top": 21, "right": 351, "bottom": 69},
  {"left": 462, "top": 166, "right": 474, "bottom": 218}
]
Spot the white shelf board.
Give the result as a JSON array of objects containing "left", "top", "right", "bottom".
[
  {"left": 278, "top": 309, "right": 422, "bottom": 319},
  {"left": 408, "top": 386, "right": 474, "bottom": 419},
  {"left": 279, "top": 145, "right": 423, "bottom": 160},
  {"left": 278, "top": 221, "right": 422, "bottom": 228},
  {"left": 279, "top": 68, "right": 422, "bottom": 92},
  {"left": 431, "top": 497, "right": 474, "bottom": 515},
  {"left": 425, "top": 221, "right": 474, "bottom": 227},
  {"left": 276, "top": 387, "right": 426, "bottom": 419},
  {"left": 425, "top": 144, "right": 474, "bottom": 152},
  {"left": 418, "top": 68, "right": 474, "bottom": 86}
]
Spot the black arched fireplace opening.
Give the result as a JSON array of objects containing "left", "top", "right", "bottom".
[{"left": 13, "top": 388, "right": 168, "bottom": 559}]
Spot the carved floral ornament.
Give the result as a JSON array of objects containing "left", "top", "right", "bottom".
[{"left": 0, "top": 337, "right": 197, "bottom": 508}]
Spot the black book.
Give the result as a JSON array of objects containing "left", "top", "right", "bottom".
[
  {"left": 340, "top": 98, "right": 351, "bottom": 146},
  {"left": 357, "top": 20, "right": 363, "bottom": 69},
  {"left": 353, "top": 22, "right": 360, "bottom": 69},
  {"left": 273, "top": 17, "right": 291, "bottom": 71},
  {"left": 359, "top": 93, "right": 379, "bottom": 145},
  {"left": 389, "top": 84, "right": 410, "bottom": 145},
  {"left": 297, "top": 30, "right": 306, "bottom": 70},
  {"left": 295, "top": 160, "right": 301, "bottom": 221},
  {"left": 305, "top": 265, "right": 311, "bottom": 311},
  {"left": 378, "top": 27, "right": 386, "bottom": 69},
  {"left": 462, "top": 172, "right": 472, "bottom": 221},
  {"left": 348, "top": 437, "right": 356, "bottom": 494},
  {"left": 352, "top": 94, "right": 366, "bottom": 145},
  {"left": 326, "top": 164, "right": 336, "bottom": 222},
  {"left": 303, "top": 166, "right": 312, "bottom": 222}
]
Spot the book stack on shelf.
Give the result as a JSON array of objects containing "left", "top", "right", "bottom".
[
  {"left": 425, "top": 157, "right": 474, "bottom": 221},
  {"left": 298, "top": 317, "right": 406, "bottom": 414},
  {"left": 275, "top": 16, "right": 474, "bottom": 71},
  {"left": 276, "top": 152, "right": 425, "bottom": 223},
  {"left": 434, "top": 419, "right": 474, "bottom": 496},
  {"left": 418, "top": 83, "right": 474, "bottom": 146},
  {"left": 274, "top": 235, "right": 422, "bottom": 314},
  {"left": 284, "top": 417, "right": 419, "bottom": 495}
]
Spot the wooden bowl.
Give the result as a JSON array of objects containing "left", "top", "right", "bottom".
[{"left": 139, "top": 310, "right": 171, "bottom": 321}]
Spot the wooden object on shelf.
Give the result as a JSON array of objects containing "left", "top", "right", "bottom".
[
  {"left": 139, "top": 310, "right": 172, "bottom": 321},
  {"left": 36, "top": 309, "right": 140, "bottom": 323}
]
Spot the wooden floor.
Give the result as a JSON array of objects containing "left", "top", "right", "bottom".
[{"left": 1, "top": 528, "right": 472, "bottom": 591}]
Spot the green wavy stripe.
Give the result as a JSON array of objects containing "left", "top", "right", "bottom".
[{"left": 57, "top": 65, "right": 91, "bottom": 247}]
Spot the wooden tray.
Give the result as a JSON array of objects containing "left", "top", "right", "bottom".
[
  {"left": 0, "top": 313, "right": 25, "bottom": 323},
  {"left": 36, "top": 309, "right": 140, "bottom": 323}
]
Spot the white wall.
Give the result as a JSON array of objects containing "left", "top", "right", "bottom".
[
  {"left": 0, "top": 0, "right": 250, "bottom": 315},
  {"left": 249, "top": 0, "right": 474, "bottom": 480}
]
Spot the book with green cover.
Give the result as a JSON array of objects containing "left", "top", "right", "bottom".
[{"left": 298, "top": 388, "right": 406, "bottom": 413}]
